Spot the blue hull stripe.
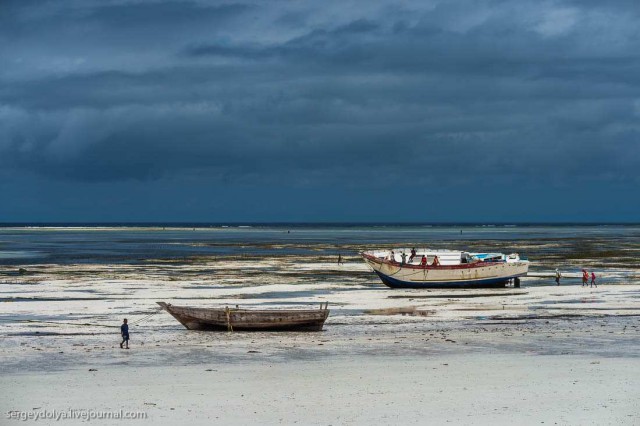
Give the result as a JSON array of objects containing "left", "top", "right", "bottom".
[{"left": 375, "top": 271, "right": 521, "bottom": 289}]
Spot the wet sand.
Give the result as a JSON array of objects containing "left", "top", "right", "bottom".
[
  {"left": 1, "top": 227, "right": 640, "bottom": 424},
  {"left": 1, "top": 271, "right": 640, "bottom": 425}
]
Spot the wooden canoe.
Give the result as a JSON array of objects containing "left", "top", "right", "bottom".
[{"left": 157, "top": 302, "right": 330, "bottom": 332}]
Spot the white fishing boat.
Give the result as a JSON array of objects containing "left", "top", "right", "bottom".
[{"left": 361, "top": 249, "right": 528, "bottom": 288}]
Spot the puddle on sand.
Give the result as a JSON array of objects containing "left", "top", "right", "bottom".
[
  {"left": 538, "top": 299, "right": 604, "bottom": 304},
  {"left": 0, "top": 296, "right": 105, "bottom": 302},
  {"left": 388, "top": 292, "right": 527, "bottom": 299}
]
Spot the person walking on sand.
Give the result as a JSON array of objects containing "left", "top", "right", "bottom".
[
  {"left": 591, "top": 271, "right": 597, "bottom": 288},
  {"left": 120, "top": 318, "right": 129, "bottom": 349},
  {"left": 555, "top": 268, "right": 561, "bottom": 286},
  {"left": 582, "top": 269, "right": 589, "bottom": 287}
]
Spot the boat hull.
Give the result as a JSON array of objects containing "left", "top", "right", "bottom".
[
  {"left": 362, "top": 253, "right": 528, "bottom": 289},
  {"left": 157, "top": 302, "right": 329, "bottom": 332},
  {"left": 374, "top": 270, "right": 516, "bottom": 288}
]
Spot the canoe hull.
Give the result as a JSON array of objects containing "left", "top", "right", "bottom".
[{"left": 157, "top": 302, "right": 329, "bottom": 332}]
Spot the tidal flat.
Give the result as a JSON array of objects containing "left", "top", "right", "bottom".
[{"left": 1, "top": 225, "right": 639, "bottom": 425}]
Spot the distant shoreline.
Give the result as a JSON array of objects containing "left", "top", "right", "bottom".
[{"left": 1, "top": 222, "right": 640, "bottom": 229}]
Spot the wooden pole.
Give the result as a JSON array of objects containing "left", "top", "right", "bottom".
[{"left": 225, "top": 306, "right": 233, "bottom": 332}]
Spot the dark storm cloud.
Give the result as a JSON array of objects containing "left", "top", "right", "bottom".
[{"left": 1, "top": 0, "right": 639, "bottom": 188}]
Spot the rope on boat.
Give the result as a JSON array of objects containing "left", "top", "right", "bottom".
[
  {"left": 385, "top": 260, "right": 404, "bottom": 277},
  {"left": 129, "top": 306, "right": 163, "bottom": 325},
  {"left": 1, "top": 306, "right": 163, "bottom": 329}
]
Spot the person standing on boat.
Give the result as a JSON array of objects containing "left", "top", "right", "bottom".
[
  {"left": 401, "top": 252, "right": 407, "bottom": 265},
  {"left": 421, "top": 255, "right": 427, "bottom": 267},
  {"left": 388, "top": 250, "right": 395, "bottom": 262},
  {"left": 409, "top": 248, "right": 416, "bottom": 262},
  {"left": 432, "top": 255, "right": 440, "bottom": 266},
  {"left": 120, "top": 318, "right": 129, "bottom": 349},
  {"left": 591, "top": 272, "right": 597, "bottom": 288},
  {"left": 555, "top": 268, "right": 561, "bottom": 286}
]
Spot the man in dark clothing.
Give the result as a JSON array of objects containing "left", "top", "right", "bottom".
[{"left": 120, "top": 318, "right": 129, "bottom": 349}]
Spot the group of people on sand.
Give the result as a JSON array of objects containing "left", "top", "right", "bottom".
[
  {"left": 555, "top": 268, "right": 597, "bottom": 287},
  {"left": 388, "top": 249, "right": 439, "bottom": 267},
  {"left": 582, "top": 269, "right": 597, "bottom": 287}
]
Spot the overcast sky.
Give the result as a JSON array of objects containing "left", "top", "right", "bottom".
[{"left": 1, "top": 0, "right": 639, "bottom": 222}]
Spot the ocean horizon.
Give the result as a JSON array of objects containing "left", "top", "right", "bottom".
[{"left": 2, "top": 221, "right": 640, "bottom": 228}]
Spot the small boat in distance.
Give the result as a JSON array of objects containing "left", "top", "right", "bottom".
[
  {"left": 157, "top": 302, "right": 330, "bottom": 332},
  {"left": 362, "top": 249, "right": 528, "bottom": 288}
]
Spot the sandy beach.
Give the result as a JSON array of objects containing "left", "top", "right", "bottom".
[
  {"left": 3, "top": 353, "right": 639, "bottom": 425},
  {"left": 2, "top": 285, "right": 640, "bottom": 425},
  {"left": 1, "top": 226, "right": 640, "bottom": 424}
]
